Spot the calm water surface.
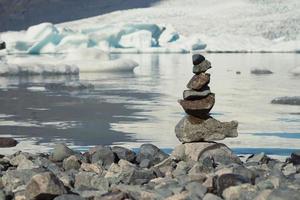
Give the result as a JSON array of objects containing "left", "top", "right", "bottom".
[{"left": 0, "top": 53, "right": 299, "bottom": 155}]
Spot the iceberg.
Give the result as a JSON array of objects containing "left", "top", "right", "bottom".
[
  {"left": 0, "top": 22, "right": 206, "bottom": 54},
  {"left": 119, "top": 30, "right": 153, "bottom": 49}
]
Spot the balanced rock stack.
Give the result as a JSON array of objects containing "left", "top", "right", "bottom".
[{"left": 175, "top": 54, "right": 238, "bottom": 143}]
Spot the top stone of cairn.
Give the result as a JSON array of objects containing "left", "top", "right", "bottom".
[{"left": 192, "top": 54, "right": 205, "bottom": 65}]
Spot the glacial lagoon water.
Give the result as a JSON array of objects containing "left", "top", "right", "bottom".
[{"left": 0, "top": 53, "right": 299, "bottom": 156}]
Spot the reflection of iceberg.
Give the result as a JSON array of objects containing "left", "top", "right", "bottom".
[
  {"left": 0, "top": 48, "right": 138, "bottom": 76},
  {"left": 1, "top": 22, "right": 206, "bottom": 54}
]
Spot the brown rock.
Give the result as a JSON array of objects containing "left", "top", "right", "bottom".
[
  {"left": 187, "top": 73, "right": 210, "bottom": 90},
  {"left": 0, "top": 137, "right": 18, "bottom": 147},
  {"left": 25, "top": 172, "right": 67, "bottom": 200},
  {"left": 178, "top": 94, "right": 215, "bottom": 117}
]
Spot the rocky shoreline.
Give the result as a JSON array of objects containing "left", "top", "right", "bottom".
[{"left": 0, "top": 143, "right": 299, "bottom": 200}]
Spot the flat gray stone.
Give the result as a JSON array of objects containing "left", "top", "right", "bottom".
[
  {"left": 183, "top": 87, "right": 211, "bottom": 100},
  {"left": 193, "top": 60, "right": 211, "bottom": 74},
  {"left": 175, "top": 116, "right": 238, "bottom": 142}
]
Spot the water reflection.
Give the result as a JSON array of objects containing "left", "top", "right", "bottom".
[{"left": 0, "top": 53, "right": 299, "bottom": 155}]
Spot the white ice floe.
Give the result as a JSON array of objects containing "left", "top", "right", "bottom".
[{"left": 0, "top": 22, "right": 205, "bottom": 54}]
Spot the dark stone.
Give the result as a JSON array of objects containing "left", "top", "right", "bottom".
[
  {"left": 54, "top": 194, "right": 84, "bottom": 200},
  {"left": 271, "top": 96, "right": 300, "bottom": 106},
  {"left": 246, "top": 153, "right": 270, "bottom": 164},
  {"left": 178, "top": 93, "right": 215, "bottom": 117},
  {"left": 112, "top": 146, "right": 136, "bottom": 163},
  {"left": 236, "top": 71, "right": 241, "bottom": 75},
  {"left": 136, "top": 144, "right": 168, "bottom": 167},
  {"left": 193, "top": 60, "right": 212, "bottom": 74},
  {"left": 45, "top": 82, "right": 94, "bottom": 91},
  {"left": 50, "top": 143, "right": 77, "bottom": 162},
  {"left": 0, "top": 42, "right": 5, "bottom": 50},
  {"left": 216, "top": 173, "right": 251, "bottom": 195},
  {"left": 192, "top": 54, "right": 205, "bottom": 65},
  {"left": 291, "top": 151, "right": 300, "bottom": 165},
  {"left": 250, "top": 68, "right": 273, "bottom": 75},
  {"left": 183, "top": 86, "right": 211, "bottom": 100},
  {"left": 90, "top": 146, "right": 116, "bottom": 169},
  {"left": 187, "top": 73, "right": 210, "bottom": 90},
  {"left": 0, "top": 138, "right": 18, "bottom": 147}
]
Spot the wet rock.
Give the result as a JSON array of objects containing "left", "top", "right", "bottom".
[
  {"left": 111, "top": 146, "right": 136, "bottom": 163},
  {"left": 271, "top": 96, "right": 300, "bottom": 106},
  {"left": 0, "top": 138, "right": 18, "bottom": 147},
  {"left": 192, "top": 54, "right": 206, "bottom": 65},
  {"left": 172, "top": 142, "right": 242, "bottom": 166},
  {"left": 25, "top": 172, "right": 67, "bottom": 200},
  {"left": 291, "top": 151, "right": 300, "bottom": 165},
  {"left": 246, "top": 153, "right": 270, "bottom": 164},
  {"left": 178, "top": 94, "right": 215, "bottom": 117},
  {"left": 187, "top": 73, "right": 210, "bottom": 90},
  {"left": 175, "top": 116, "right": 238, "bottom": 143},
  {"left": 250, "top": 68, "right": 273, "bottom": 75},
  {"left": 0, "top": 42, "right": 6, "bottom": 50},
  {"left": 136, "top": 144, "right": 169, "bottom": 167},
  {"left": 63, "top": 155, "right": 81, "bottom": 171},
  {"left": 54, "top": 194, "right": 84, "bottom": 200},
  {"left": 90, "top": 146, "right": 116, "bottom": 169},
  {"left": 193, "top": 60, "right": 212, "bottom": 74},
  {"left": 183, "top": 87, "right": 211, "bottom": 100},
  {"left": 50, "top": 144, "right": 77, "bottom": 162}
]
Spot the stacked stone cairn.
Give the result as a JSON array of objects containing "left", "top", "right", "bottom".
[{"left": 175, "top": 54, "right": 238, "bottom": 143}]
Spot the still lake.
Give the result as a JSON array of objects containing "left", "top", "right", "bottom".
[{"left": 0, "top": 53, "right": 299, "bottom": 155}]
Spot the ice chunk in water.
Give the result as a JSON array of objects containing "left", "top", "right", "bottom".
[{"left": 119, "top": 30, "right": 153, "bottom": 49}]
